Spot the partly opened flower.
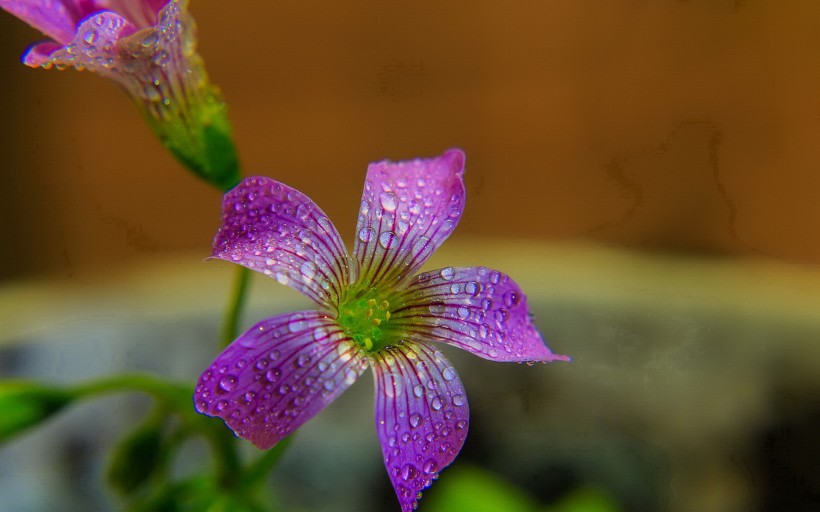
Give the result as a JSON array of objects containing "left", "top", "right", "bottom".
[
  {"left": 194, "top": 149, "right": 569, "bottom": 511},
  {"left": 0, "top": 0, "right": 239, "bottom": 190}
]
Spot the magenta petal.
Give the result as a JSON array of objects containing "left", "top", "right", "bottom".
[
  {"left": 194, "top": 311, "right": 367, "bottom": 450},
  {"left": 0, "top": 0, "right": 79, "bottom": 44},
  {"left": 372, "top": 343, "right": 469, "bottom": 512},
  {"left": 353, "top": 149, "right": 465, "bottom": 289},
  {"left": 212, "top": 176, "right": 351, "bottom": 308},
  {"left": 396, "top": 267, "right": 570, "bottom": 363}
]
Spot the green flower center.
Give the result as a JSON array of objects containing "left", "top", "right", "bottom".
[{"left": 337, "top": 290, "right": 395, "bottom": 352}]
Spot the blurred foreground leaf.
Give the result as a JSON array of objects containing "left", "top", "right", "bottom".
[
  {"left": 424, "top": 464, "right": 538, "bottom": 512},
  {"left": 0, "top": 380, "right": 72, "bottom": 442},
  {"left": 543, "top": 486, "right": 621, "bottom": 512}
]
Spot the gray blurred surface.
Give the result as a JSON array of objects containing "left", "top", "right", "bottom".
[{"left": 1, "top": 240, "right": 819, "bottom": 512}]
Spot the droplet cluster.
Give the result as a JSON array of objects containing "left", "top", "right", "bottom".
[
  {"left": 213, "top": 176, "right": 350, "bottom": 308},
  {"left": 395, "top": 266, "right": 560, "bottom": 363},
  {"left": 373, "top": 343, "right": 469, "bottom": 511},
  {"left": 354, "top": 150, "right": 465, "bottom": 288},
  {"left": 31, "top": 1, "right": 225, "bottom": 150},
  {"left": 194, "top": 311, "right": 367, "bottom": 450}
]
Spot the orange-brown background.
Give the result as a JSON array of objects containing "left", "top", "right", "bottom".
[{"left": 2, "top": 0, "right": 820, "bottom": 280}]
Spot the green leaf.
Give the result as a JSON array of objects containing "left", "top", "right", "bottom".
[
  {"left": 0, "top": 381, "right": 73, "bottom": 442},
  {"left": 107, "top": 417, "right": 166, "bottom": 495},
  {"left": 541, "top": 486, "right": 622, "bottom": 512},
  {"left": 424, "top": 464, "right": 538, "bottom": 512}
]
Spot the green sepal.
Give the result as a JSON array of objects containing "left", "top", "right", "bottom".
[{"left": 0, "top": 380, "right": 73, "bottom": 443}]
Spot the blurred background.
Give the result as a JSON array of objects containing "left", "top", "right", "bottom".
[{"left": 1, "top": 1, "right": 820, "bottom": 511}]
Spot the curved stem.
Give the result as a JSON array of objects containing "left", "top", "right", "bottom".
[
  {"left": 220, "top": 266, "right": 252, "bottom": 348},
  {"left": 72, "top": 373, "right": 241, "bottom": 485}
]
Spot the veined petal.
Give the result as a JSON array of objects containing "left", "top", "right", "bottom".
[
  {"left": 194, "top": 311, "right": 367, "bottom": 450},
  {"left": 0, "top": 0, "right": 80, "bottom": 44},
  {"left": 372, "top": 343, "right": 469, "bottom": 512},
  {"left": 353, "top": 149, "right": 465, "bottom": 289},
  {"left": 212, "top": 176, "right": 350, "bottom": 308},
  {"left": 395, "top": 267, "right": 570, "bottom": 363}
]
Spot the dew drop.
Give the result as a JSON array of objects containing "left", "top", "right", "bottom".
[
  {"left": 409, "top": 412, "right": 423, "bottom": 429},
  {"left": 219, "top": 375, "right": 237, "bottom": 392},
  {"left": 255, "top": 359, "right": 269, "bottom": 370},
  {"left": 216, "top": 400, "right": 229, "bottom": 412},
  {"left": 449, "top": 283, "right": 461, "bottom": 294},
  {"left": 288, "top": 316, "right": 307, "bottom": 333},
  {"left": 453, "top": 394, "right": 466, "bottom": 406},
  {"left": 442, "top": 367, "right": 457, "bottom": 381},
  {"left": 243, "top": 391, "right": 256, "bottom": 403},
  {"left": 296, "top": 354, "right": 310, "bottom": 368},
  {"left": 413, "top": 384, "right": 424, "bottom": 398},
  {"left": 358, "top": 227, "right": 375, "bottom": 243},
  {"left": 379, "top": 191, "right": 398, "bottom": 212},
  {"left": 323, "top": 380, "right": 336, "bottom": 392},
  {"left": 489, "top": 271, "right": 501, "bottom": 284},
  {"left": 422, "top": 459, "right": 438, "bottom": 474},
  {"left": 465, "top": 281, "right": 480, "bottom": 296},
  {"left": 265, "top": 369, "right": 281, "bottom": 382},
  {"left": 379, "top": 231, "right": 397, "bottom": 249},
  {"left": 400, "top": 463, "right": 419, "bottom": 482},
  {"left": 82, "top": 29, "right": 98, "bottom": 44},
  {"left": 439, "top": 267, "right": 456, "bottom": 281},
  {"left": 504, "top": 290, "right": 520, "bottom": 307},
  {"left": 430, "top": 396, "right": 443, "bottom": 411},
  {"left": 457, "top": 307, "right": 470, "bottom": 320}
]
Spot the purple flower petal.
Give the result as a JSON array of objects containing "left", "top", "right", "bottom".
[
  {"left": 195, "top": 311, "right": 367, "bottom": 450},
  {"left": 212, "top": 176, "right": 351, "bottom": 308},
  {"left": 395, "top": 266, "right": 570, "bottom": 363},
  {"left": 372, "top": 343, "right": 469, "bottom": 512},
  {"left": 0, "top": 0, "right": 81, "bottom": 44},
  {"left": 353, "top": 149, "right": 465, "bottom": 289}
]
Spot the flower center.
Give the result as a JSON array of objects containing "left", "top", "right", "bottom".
[{"left": 337, "top": 290, "right": 394, "bottom": 352}]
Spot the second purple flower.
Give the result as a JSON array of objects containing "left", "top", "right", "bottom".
[{"left": 194, "top": 149, "right": 569, "bottom": 511}]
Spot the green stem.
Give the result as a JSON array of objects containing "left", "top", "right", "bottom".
[
  {"left": 220, "top": 266, "right": 252, "bottom": 348},
  {"left": 72, "top": 373, "right": 241, "bottom": 486}
]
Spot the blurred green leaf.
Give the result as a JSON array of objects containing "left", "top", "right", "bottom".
[
  {"left": 0, "top": 380, "right": 72, "bottom": 442},
  {"left": 424, "top": 464, "right": 538, "bottom": 512},
  {"left": 542, "top": 486, "right": 621, "bottom": 512},
  {"left": 108, "top": 417, "right": 166, "bottom": 495}
]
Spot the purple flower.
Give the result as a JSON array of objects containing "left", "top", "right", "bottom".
[
  {"left": 194, "top": 149, "right": 568, "bottom": 511},
  {"left": 0, "top": 0, "right": 239, "bottom": 189}
]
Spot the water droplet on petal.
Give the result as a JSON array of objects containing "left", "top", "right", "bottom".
[
  {"left": 82, "top": 29, "right": 98, "bottom": 44},
  {"left": 358, "top": 227, "right": 375, "bottom": 243},
  {"left": 409, "top": 412, "right": 423, "bottom": 429},
  {"left": 379, "top": 231, "right": 397, "bottom": 249},
  {"left": 442, "top": 367, "right": 457, "bottom": 381},
  {"left": 422, "top": 459, "right": 438, "bottom": 474},
  {"left": 296, "top": 354, "right": 311, "bottom": 367},
  {"left": 430, "top": 395, "right": 443, "bottom": 411},
  {"left": 400, "top": 463, "right": 419, "bottom": 482},
  {"left": 219, "top": 375, "right": 238, "bottom": 392},
  {"left": 379, "top": 191, "right": 398, "bottom": 212},
  {"left": 440, "top": 267, "right": 456, "bottom": 280},
  {"left": 413, "top": 384, "right": 424, "bottom": 398},
  {"left": 457, "top": 307, "right": 470, "bottom": 319},
  {"left": 453, "top": 394, "right": 466, "bottom": 406}
]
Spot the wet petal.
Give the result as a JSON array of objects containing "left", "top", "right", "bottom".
[
  {"left": 212, "top": 176, "right": 350, "bottom": 308},
  {"left": 195, "top": 311, "right": 367, "bottom": 450},
  {"left": 20, "top": 1, "right": 240, "bottom": 189},
  {"left": 353, "top": 149, "right": 465, "bottom": 289},
  {"left": 373, "top": 343, "right": 469, "bottom": 512},
  {"left": 395, "top": 267, "right": 570, "bottom": 363},
  {"left": 0, "top": 0, "right": 80, "bottom": 44}
]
